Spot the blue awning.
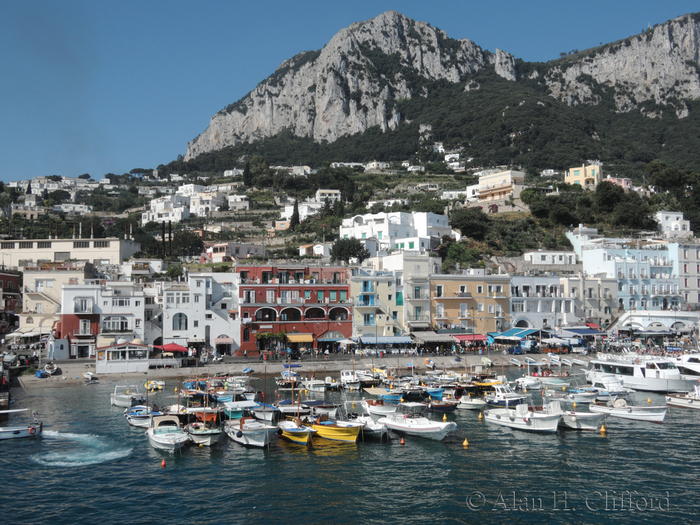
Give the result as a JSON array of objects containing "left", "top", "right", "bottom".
[
  {"left": 564, "top": 328, "right": 600, "bottom": 336},
  {"left": 360, "top": 336, "right": 413, "bottom": 345},
  {"left": 494, "top": 328, "right": 538, "bottom": 339}
]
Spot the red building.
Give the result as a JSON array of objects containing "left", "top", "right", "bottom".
[
  {"left": 0, "top": 270, "right": 21, "bottom": 333},
  {"left": 236, "top": 265, "right": 352, "bottom": 355}
]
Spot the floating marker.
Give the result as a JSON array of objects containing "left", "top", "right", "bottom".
[
  {"left": 573, "top": 402, "right": 577, "bottom": 409},
  {"left": 478, "top": 412, "right": 483, "bottom": 420},
  {"left": 648, "top": 397, "right": 651, "bottom": 404},
  {"left": 400, "top": 437, "right": 405, "bottom": 446},
  {"left": 443, "top": 414, "right": 447, "bottom": 421},
  {"left": 161, "top": 458, "right": 166, "bottom": 468},
  {"left": 600, "top": 424, "right": 606, "bottom": 434},
  {"left": 463, "top": 438, "right": 469, "bottom": 447},
  {"left": 199, "top": 443, "right": 203, "bottom": 448}
]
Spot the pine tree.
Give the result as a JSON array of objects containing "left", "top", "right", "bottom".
[
  {"left": 290, "top": 200, "right": 300, "bottom": 231},
  {"left": 243, "top": 162, "right": 253, "bottom": 187}
]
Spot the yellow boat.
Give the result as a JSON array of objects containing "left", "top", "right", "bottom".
[
  {"left": 277, "top": 420, "right": 316, "bottom": 445},
  {"left": 144, "top": 380, "right": 165, "bottom": 392},
  {"left": 311, "top": 418, "right": 362, "bottom": 443}
]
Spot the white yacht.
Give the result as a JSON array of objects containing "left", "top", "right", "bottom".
[
  {"left": 586, "top": 353, "right": 695, "bottom": 393},
  {"left": 674, "top": 353, "right": 700, "bottom": 380}
]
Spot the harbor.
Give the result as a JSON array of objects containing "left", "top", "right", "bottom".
[{"left": 3, "top": 350, "right": 700, "bottom": 524}]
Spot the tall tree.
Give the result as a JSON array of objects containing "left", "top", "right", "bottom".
[
  {"left": 289, "top": 200, "right": 300, "bottom": 231},
  {"left": 243, "top": 162, "right": 253, "bottom": 187},
  {"left": 330, "top": 238, "right": 370, "bottom": 263}
]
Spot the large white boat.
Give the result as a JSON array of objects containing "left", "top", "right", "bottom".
[
  {"left": 666, "top": 385, "right": 700, "bottom": 410},
  {"left": 587, "top": 354, "right": 695, "bottom": 393},
  {"left": 146, "top": 415, "right": 190, "bottom": 452},
  {"left": 674, "top": 353, "right": 700, "bottom": 380},
  {"left": 589, "top": 398, "right": 667, "bottom": 422},
  {"left": 225, "top": 417, "right": 275, "bottom": 448},
  {"left": 110, "top": 383, "right": 147, "bottom": 408},
  {"left": 362, "top": 398, "right": 398, "bottom": 421},
  {"left": 378, "top": 403, "right": 457, "bottom": 441},
  {"left": 483, "top": 403, "right": 560, "bottom": 433},
  {"left": 589, "top": 374, "right": 635, "bottom": 400},
  {"left": 0, "top": 409, "right": 43, "bottom": 440}
]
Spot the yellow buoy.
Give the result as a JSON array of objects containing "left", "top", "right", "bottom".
[
  {"left": 573, "top": 402, "right": 577, "bottom": 409},
  {"left": 478, "top": 412, "right": 483, "bottom": 420},
  {"left": 462, "top": 438, "right": 469, "bottom": 447},
  {"left": 600, "top": 424, "right": 606, "bottom": 434},
  {"left": 648, "top": 397, "right": 651, "bottom": 404},
  {"left": 562, "top": 386, "right": 566, "bottom": 391},
  {"left": 199, "top": 443, "right": 203, "bottom": 448},
  {"left": 443, "top": 414, "right": 447, "bottom": 421},
  {"left": 524, "top": 388, "right": 527, "bottom": 393},
  {"left": 174, "top": 388, "right": 178, "bottom": 393}
]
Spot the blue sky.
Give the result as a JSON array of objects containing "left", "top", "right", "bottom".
[{"left": 0, "top": 1, "right": 697, "bottom": 182}]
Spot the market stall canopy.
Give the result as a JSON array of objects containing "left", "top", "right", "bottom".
[
  {"left": 495, "top": 328, "right": 539, "bottom": 339},
  {"left": 453, "top": 334, "right": 488, "bottom": 342},
  {"left": 155, "top": 343, "right": 188, "bottom": 352},
  {"left": 286, "top": 333, "right": 314, "bottom": 343},
  {"left": 337, "top": 339, "right": 356, "bottom": 346},
  {"left": 360, "top": 336, "right": 413, "bottom": 345},
  {"left": 411, "top": 331, "right": 457, "bottom": 343}
]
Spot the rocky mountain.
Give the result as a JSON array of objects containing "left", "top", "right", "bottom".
[{"left": 184, "top": 11, "right": 700, "bottom": 162}]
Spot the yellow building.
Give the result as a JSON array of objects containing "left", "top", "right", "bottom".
[
  {"left": 566, "top": 164, "right": 602, "bottom": 188},
  {"left": 350, "top": 270, "right": 408, "bottom": 344},
  {"left": 428, "top": 270, "right": 511, "bottom": 335},
  {"left": 478, "top": 170, "right": 526, "bottom": 203}
]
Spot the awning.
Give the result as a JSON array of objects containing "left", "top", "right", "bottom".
[
  {"left": 286, "top": 333, "right": 314, "bottom": 343},
  {"left": 407, "top": 321, "right": 431, "bottom": 329},
  {"left": 586, "top": 322, "right": 601, "bottom": 329},
  {"left": 562, "top": 328, "right": 600, "bottom": 336},
  {"left": 360, "top": 336, "right": 413, "bottom": 345},
  {"left": 411, "top": 331, "right": 457, "bottom": 343},
  {"left": 494, "top": 335, "right": 523, "bottom": 341},
  {"left": 214, "top": 337, "right": 233, "bottom": 345},
  {"left": 317, "top": 337, "right": 343, "bottom": 342},
  {"left": 497, "top": 328, "right": 539, "bottom": 338},
  {"left": 453, "top": 334, "right": 488, "bottom": 342},
  {"left": 188, "top": 337, "right": 206, "bottom": 343}
]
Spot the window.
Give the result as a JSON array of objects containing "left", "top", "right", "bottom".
[
  {"left": 135, "top": 319, "right": 142, "bottom": 328},
  {"left": 173, "top": 313, "right": 187, "bottom": 331},
  {"left": 94, "top": 241, "right": 110, "bottom": 248},
  {"left": 73, "top": 241, "right": 90, "bottom": 248},
  {"left": 329, "top": 291, "right": 336, "bottom": 302},
  {"left": 459, "top": 285, "right": 468, "bottom": 294},
  {"left": 304, "top": 290, "right": 311, "bottom": 299},
  {"left": 194, "top": 295, "right": 200, "bottom": 303},
  {"left": 19, "top": 242, "right": 33, "bottom": 249},
  {"left": 488, "top": 305, "right": 495, "bottom": 314},
  {"left": 339, "top": 291, "right": 347, "bottom": 302},
  {"left": 37, "top": 241, "right": 51, "bottom": 249},
  {"left": 317, "top": 291, "right": 324, "bottom": 303},
  {"left": 243, "top": 329, "right": 249, "bottom": 342},
  {"left": 477, "top": 285, "right": 484, "bottom": 294},
  {"left": 193, "top": 321, "right": 199, "bottom": 327},
  {"left": 205, "top": 313, "right": 212, "bottom": 319},
  {"left": 112, "top": 298, "right": 130, "bottom": 307},
  {"left": 396, "top": 291, "right": 403, "bottom": 306},
  {"left": 363, "top": 313, "right": 375, "bottom": 326},
  {"left": 477, "top": 303, "right": 484, "bottom": 312},
  {"left": 1, "top": 242, "right": 14, "bottom": 249},
  {"left": 102, "top": 315, "right": 129, "bottom": 332},
  {"left": 435, "top": 285, "right": 443, "bottom": 298},
  {"left": 460, "top": 304, "right": 469, "bottom": 317},
  {"left": 436, "top": 303, "right": 445, "bottom": 318},
  {"left": 266, "top": 290, "right": 275, "bottom": 303}
]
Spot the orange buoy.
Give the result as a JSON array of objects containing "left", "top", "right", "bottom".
[
  {"left": 161, "top": 458, "right": 166, "bottom": 468},
  {"left": 400, "top": 437, "right": 405, "bottom": 446}
]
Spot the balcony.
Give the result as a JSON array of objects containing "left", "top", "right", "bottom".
[
  {"left": 73, "top": 329, "right": 95, "bottom": 337},
  {"left": 407, "top": 293, "right": 429, "bottom": 300},
  {"left": 454, "top": 291, "right": 472, "bottom": 298}
]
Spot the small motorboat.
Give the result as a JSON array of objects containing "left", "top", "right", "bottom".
[
  {"left": 144, "top": 380, "right": 165, "bottom": 392},
  {"left": 311, "top": 416, "right": 363, "bottom": 443},
  {"left": 378, "top": 403, "right": 457, "bottom": 441},
  {"left": 531, "top": 401, "right": 604, "bottom": 431},
  {"left": 335, "top": 401, "right": 388, "bottom": 440},
  {"left": 0, "top": 409, "right": 43, "bottom": 440},
  {"left": 456, "top": 396, "right": 487, "bottom": 411},
  {"left": 225, "top": 417, "right": 276, "bottom": 448},
  {"left": 427, "top": 400, "right": 458, "bottom": 413},
  {"left": 484, "top": 403, "right": 560, "bottom": 433},
  {"left": 110, "top": 383, "right": 147, "bottom": 408},
  {"left": 362, "top": 398, "right": 398, "bottom": 420},
  {"left": 513, "top": 376, "right": 542, "bottom": 390},
  {"left": 146, "top": 415, "right": 190, "bottom": 452},
  {"left": 485, "top": 384, "right": 526, "bottom": 407},
  {"left": 184, "top": 407, "right": 223, "bottom": 446},
  {"left": 666, "top": 385, "right": 700, "bottom": 410},
  {"left": 124, "top": 405, "right": 162, "bottom": 428},
  {"left": 589, "top": 398, "right": 667, "bottom": 423},
  {"left": 44, "top": 362, "right": 59, "bottom": 375}
]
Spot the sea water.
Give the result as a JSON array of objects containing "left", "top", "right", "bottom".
[{"left": 2, "top": 374, "right": 699, "bottom": 525}]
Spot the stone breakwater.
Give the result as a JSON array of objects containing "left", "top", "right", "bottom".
[{"left": 16, "top": 354, "right": 594, "bottom": 388}]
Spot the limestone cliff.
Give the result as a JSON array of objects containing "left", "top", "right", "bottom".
[{"left": 185, "top": 11, "right": 700, "bottom": 161}]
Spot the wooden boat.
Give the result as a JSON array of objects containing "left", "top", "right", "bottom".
[
  {"left": 589, "top": 398, "right": 667, "bottom": 423},
  {"left": 427, "top": 400, "right": 458, "bottom": 413},
  {"left": 666, "top": 385, "right": 700, "bottom": 409},
  {"left": 277, "top": 420, "right": 317, "bottom": 445},
  {"left": 225, "top": 417, "right": 275, "bottom": 448},
  {"left": 146, "top": 415, "right": 190, "bottom": 452},
  {"left": 185, "top": 407, "right": 223, "bottom": 446},
  {"left": 335, "top": 401, "right": 388, "bottom": 440},
  {"left": 311, "top": 415, "right": 362, "bottom": 443},
  {"left": 44, "top": 362, "right": 59, "bottom": 375},
  {"left": 0, "top": 409, "right": 43, "bottom": 440},
  {"left": 484, "top": 403, "right": 560, "bottom": 433}
]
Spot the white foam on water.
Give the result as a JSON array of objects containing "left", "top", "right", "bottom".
[{"left": 32, "top": 430, "right": 133, "bottom": 467}]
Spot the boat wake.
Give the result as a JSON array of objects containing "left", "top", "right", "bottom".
[{"left": 31, "top": 430, "right": 133, "bottom": 467}]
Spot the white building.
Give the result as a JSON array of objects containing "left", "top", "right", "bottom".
[
  {"left": 190, "top": 191, "right": 225, "bottom": 217},
  {"left": 281, "top": 201, "right": 325, "bottom": 222},
  {"left": 656, "top": 211, "right": 692, "bottom": 239},
  {"left": 176, "top": 184, "right": 206, "bottom": 197},
  {"left": 365, "top": 161, "right": 390, "bottom": 171},
  {"left": 227, "top": 194, "right": 250, "bottom": 211},
  {"left": 315, "top": 189, "right": 342, "bottom": 203},
  {"left": 523, "top": 251, "right": 578, "bottom": 266},
  {"left": 141, "top": 195, "right": 190, "bottom": 225},
  {"left": 340, "top": 211, "right": 455, "bottom": 254},
  {"left": 161, "top": 272, "right": 240, "bottom": 355},
  {"left": 52, "top": 203, "right": 93, "bottom": 215},
  {"left": 224, "top": 169, "right": 243, "bottom": 177},
  {"left": 510, "top": 276, "right": 576, "bottom": 329}
]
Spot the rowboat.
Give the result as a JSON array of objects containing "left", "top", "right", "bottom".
[
  {"left": 484, "top": 403, "right": 560, "bottom": 433},
  {"left": 589, "top": 398, "right": 667, "bottom": 423},
  {"left": 0, "top": 409, "right": 43, "bottom": 440},
  {"left": 531, "top": 401, "right": 604, "bottom": 431},
  {"left": 225, "top": 417, "right": 276, "bottom": 448},
  {"left": 456, "top": 396, "right": 487, "bottom": 411},
  {"left": 312, "top": 417, "right": 362, "bottom": 443},
  {"left": 277, "top": 420, "right": 317, "bottom": 445},
  {"left": 44, "top": 362, "right": 59, "bottom": 375},
  {"left": 124, "top": 405, "right": 162, "bottom": 428}
]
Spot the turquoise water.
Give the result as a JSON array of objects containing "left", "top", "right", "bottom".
[{"left": 2, "top": 376, "right": 699, "bottom": 525}]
